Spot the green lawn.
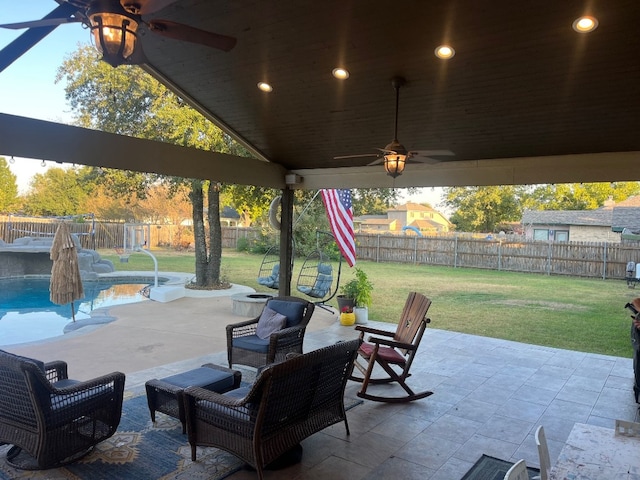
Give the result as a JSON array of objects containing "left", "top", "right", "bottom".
[{"left": 100, "top": 248, "right": 638, "bottom": 358}]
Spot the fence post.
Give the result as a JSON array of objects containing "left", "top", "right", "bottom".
[
  {"left": 376, "top": 235, "right": 380, "bottom": 263},
  {"left": 498, "top": 240, "right": 502, "bottom": 271},
  {"left": 414, "top": 236, "right": 418, "bottom": 264},
  {"left": 603, "top": 242, "right": 607, "bottom": 280},
  {"left": 454, "top": 235, "right": 458, "bottom": 268},
  {"left": 547, "top": 242, "right": 552, "bottom": 275}
]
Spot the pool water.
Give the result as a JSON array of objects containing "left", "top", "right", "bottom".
[{"left": 0, "top": 278, "right": 150, "bottom": 345}]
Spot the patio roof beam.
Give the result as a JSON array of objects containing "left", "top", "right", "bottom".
[
  {"left": 0, "top": 114, "right": 287, "bottom": 188},
  {"left": 291, "top": 152, "right": 640, "bottom": 190}
]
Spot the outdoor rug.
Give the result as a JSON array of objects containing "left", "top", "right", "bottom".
[
  {"left": 461, "top": 454, "right": 540, "bottom": 480},
  {"left": 0, "top": 393, "right": 363, "bottom": 480}
]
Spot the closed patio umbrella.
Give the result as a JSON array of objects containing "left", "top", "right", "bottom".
[{"left": 50, "top": 222, "right": 84, "bottom": 321}]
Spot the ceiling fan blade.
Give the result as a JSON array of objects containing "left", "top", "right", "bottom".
[
  {"left": 333, "top": 153, "right": 380, "bottom": 160},
  {"left": 367, "top": 158, "right": 385, "bottom": 166},
  {"left": 0, "top": 2, "right": 79, "bottom": 74},
  {"left": 376, "top": 147, "right": 396, "bottom": 154},
  {"left": 409, "top": 149, "right": 455, "bottom": 157},
  {"left": 0, "top": 17, "right": 81, "bottom": 29},
  {"left": 125, "top": 0, "right": 179, "bottom": 15},
  {"left": 407, "top": 150, "right": 455, "bottom": 165},
  {"left": 148, "top": 20, "right": 237, "bottom": 51},
  {"left": 407, "top": 156, "right": 443, "bottom": 165}
]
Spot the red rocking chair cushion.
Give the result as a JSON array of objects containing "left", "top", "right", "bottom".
[{"left": 359, "top": 342, "right": 406, "bottom": 365}]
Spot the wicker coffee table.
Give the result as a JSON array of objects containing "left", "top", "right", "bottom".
[{"left": 145, "top": 363, "right": 241, "bottom": 433}]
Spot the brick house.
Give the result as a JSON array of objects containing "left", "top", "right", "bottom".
[{"left": 522, "top": 196, "right": 640, "bottom": 243}]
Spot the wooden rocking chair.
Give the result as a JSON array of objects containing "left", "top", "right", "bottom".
[{"left": 349, "top": 292, "right": 433, "bottom": 403}]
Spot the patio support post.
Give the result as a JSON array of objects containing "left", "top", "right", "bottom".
[{"left": 278, "top": 188, "right": 295, "bottom": 295}]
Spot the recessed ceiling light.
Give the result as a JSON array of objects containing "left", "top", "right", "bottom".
[
  {"left": 332, "top": 68, "right": 350, "bottom": 79},
  {"left": 257, "top": 82, "right": 273, "bottom": 92},
  {"left": 434, "top": 45, "right": 455, "bottom": 59},
  {"left": 572, "top": 16, "right": 598, "bottom": 33}
]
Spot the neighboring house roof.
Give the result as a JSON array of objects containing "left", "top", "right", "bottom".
[
  {"left": 409, "top": 219, "right": 442, "bottom": 230},
  {"left": 388, "top": 202, "right": 435, "bottom": 212},
  {"left": 612, "top": 209, "right": 640, "bottom": 232},
  {"left": 610, "top": 196, "right": 640, "bottom": 232},
  {"left": 221, "top": 206, "right": 240, "bottom": 219},
  {"left": 521, "top": 209, "right": 613, "bottom": 227}
]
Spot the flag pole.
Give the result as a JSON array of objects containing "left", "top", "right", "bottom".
[{"left": 293, "top": 190, "right": 321, "bottom": 228}]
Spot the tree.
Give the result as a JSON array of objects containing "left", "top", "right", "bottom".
[
  {"left": 0, "top": 157, "right": 18, "bottom": 213},
  {"left": 443, "top": 186, "right": 523, "bottom": 232},
  {"left": 221, "top": 185, "right": 275, "bottom": 227},
  {"left": 138, "top": 184, "right": 192, "bottom": 225},
  {"left": 524, "top": 182, "right": 640, "bottom": 210},
  {"left": 57, "top": 45, "right": 254, "bottom": 287},
  {"left": 23, "top": 167, "right": 88, "bottom": 216}
]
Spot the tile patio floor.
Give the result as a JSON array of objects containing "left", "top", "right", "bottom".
[{"left": 4, "top": 284, "right": 639, "bottom": 480}]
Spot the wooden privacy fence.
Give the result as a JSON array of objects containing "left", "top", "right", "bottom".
[
  {"left": 0, "top": 218, "right": 259, "bottom": 251},
  {"left": 355, "top": 233, "right": 640, "bottom": 280},
  {"left": 3, "top": 217, "right": 639, "bottom": 280}
]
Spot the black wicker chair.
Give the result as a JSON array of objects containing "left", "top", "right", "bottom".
[
  {"left": 184, "top": 339, "right": 361, "bottom": 480},
  {"left": 0, "top": 349, "right": 125, "bottom": 470},
  {"left": 226, "top": 296, "right": 315, "bottom": 369}
]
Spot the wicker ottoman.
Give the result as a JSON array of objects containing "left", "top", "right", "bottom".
[{"left": 145, "top": 363, "right": 241, "bottom": 433}]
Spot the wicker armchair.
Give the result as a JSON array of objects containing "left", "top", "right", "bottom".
[
  {"left": 184, "top": 339, "right": 361, "bottom": 480},
  {"left": 0, "top": 349, "right": 125, "bottom": 470},
  {"left": 226, "top": 296, "right": 315, "bottom": 368}
]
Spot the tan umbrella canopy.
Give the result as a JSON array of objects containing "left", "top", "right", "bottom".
[{"left": 50, "top": 222, "right": 84, "bottom": 321}]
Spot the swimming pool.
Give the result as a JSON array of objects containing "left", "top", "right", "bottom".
[{"left": 0, "top": 277, "right": 152, "bottom": 345}]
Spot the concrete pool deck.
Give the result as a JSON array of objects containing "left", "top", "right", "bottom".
[{"left": 1, "top": 273, "right": 338, "bottom": 387}]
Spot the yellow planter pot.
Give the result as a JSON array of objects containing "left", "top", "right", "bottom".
[{"left": 339, "top": 312, "right": 356, "bottom": 326}]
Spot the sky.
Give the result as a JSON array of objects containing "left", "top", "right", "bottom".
[
  {"left": 0, "top": 1, "right": 446, "bottom": 210},
  {"left": 1, "top": 1, "right": 88, "bottom": 192}
]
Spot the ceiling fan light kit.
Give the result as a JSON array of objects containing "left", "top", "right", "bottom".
[
  {"left": 383, "top": 139, "right": 407, "bottom": 178},
  {"left": 383, "top": 153, "right": 406, "bottom": 178},
  {"left": 89, "top": 1, "right": 139, "bottom": 67}
]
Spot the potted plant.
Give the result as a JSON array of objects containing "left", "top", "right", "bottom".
[{"left": 339, "top": 267, "right": 373, "bottom": 324}]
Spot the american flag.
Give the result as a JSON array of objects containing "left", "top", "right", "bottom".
[{"left": 321, "top": 189, "right": 356, "bottom": 267}]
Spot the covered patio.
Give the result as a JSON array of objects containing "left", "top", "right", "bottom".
[{"left": 1, "top": 1, "right": 640, "bottom": 477}]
